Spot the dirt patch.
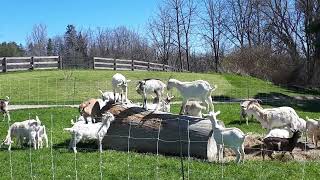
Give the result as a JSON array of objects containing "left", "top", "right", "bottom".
[{"left": 223, "top": 134, "right": 320, "bottom": 162}]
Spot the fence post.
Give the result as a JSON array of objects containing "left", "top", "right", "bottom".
[
  {"left": 131, "top": 59, "right": 134, "bottom": 71},
  {"left": 2, "top": 57, "right": 7, "bottom": 72},
  {"left": 30, "top": 56, "right": 34, "bottom": 70},
  {"left": 93, "top": 57, "right": 96, "bottom": 70},
  {"left": 163, "top": 64, "right": 165, "bottom": 71},
  {"left": 114, "top": 58, "right": 117, "bottom": 70},
  {"left": 147, "top": 61, "right": 150, "bottom": 71},
  {"left": 58, "top": 56, "right": 63, "bottom": 69}
]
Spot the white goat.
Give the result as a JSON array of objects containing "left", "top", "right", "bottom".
[
  {"left": 0, "top": 96, "right": 10, "bottom": 121},
  {"left": 36, "top": 125, "right": 48, "bottom": 149},
  {"left": 64, "top": 112, "right": 115, "bottom": 153},
  {"left": 265, "top": 128, "right": 293, "bottom": 139},
  {"left": 243, "top": 100, "right": 305, "bottom": 130},
  {"left": 99, "top": 90, "right": 120, "bottom": 102},
  {"left": 240, "top": 100, "right": 256, "bottom": 125},
  {"left": 306, "top": 117, "right": 320, "bottom": 147},
  {"left": 146, "top": 94, "right": 174, "bottom": 112},
  {"left": 1, "top": 117, "right": 41, "bottom": 150},
  {"left": 112, "top": 73, "right": 131, "bottom": 104},
  {"left": 136, "top": 79, "right": 166, "bottom": 110},
  {"left": 204, "top": 111, "right": 246, "bottom": 163},
  {"left": 184, "top": 101, "right": 207, "bottom": 118},
  {"left": 167, "top": 79, "right": 217, "bottom": 115}
]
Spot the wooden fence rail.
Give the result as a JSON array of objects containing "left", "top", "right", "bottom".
[
  {"left": 93, "top": 57, "right": 176, "bottom": 72},
  {"left": 0, "top": 56, "right": 176, "bottom": 72},
  {"left": 0, "top": 56, "right": 61, "bottom": 72}
]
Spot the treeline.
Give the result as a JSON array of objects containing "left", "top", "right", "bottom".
[{"left": 0, "top": 0, "right": 319, "bottom": 86}]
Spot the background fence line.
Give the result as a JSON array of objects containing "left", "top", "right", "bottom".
[{"left": 0, "top": 56, "right": 176, "bottom": 72}]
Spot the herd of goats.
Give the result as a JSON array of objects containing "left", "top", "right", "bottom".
[{"left": 0, "top": 73, "right": 320, "bottom": 164}]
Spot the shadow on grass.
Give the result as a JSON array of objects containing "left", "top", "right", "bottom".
[
  {"left": 281, "top": 85, "right": 320, "bottom": 96},
  {"left": 53, "top": 140, "right": 99, "bottom": 153},
  {"left": 254, "top": 92, "right": 320, "bottom": 112}
]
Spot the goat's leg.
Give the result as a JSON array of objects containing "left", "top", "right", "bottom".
[
  {"left": 154, "top": 91, "right": 162, "bottom": 111},
  {"left": 280, "top": 152, "right": 286, "bottom": 160},
  {"left": 267, "top": 151, "right": 274, "bottom": 160},
  {"left": 179, "top": 99, "right": 188, "bottom": 115},
  {"left": 233, "top": 147, "right": 241, "bottom": 163},
  {"left": 205, "top": 96, "right": 214, "bottom": 113},
  {"left": 98, "top": 138, "right": 103, "bottom": 153},
  {"left": 240, "top": 144, "right": 245, "bottom": 163},
  {"left": 217, "top": 145, "right": 222, "bottom": 162},
  {"left": 45, "top": 135, "right": 49, "bottom": 148}
]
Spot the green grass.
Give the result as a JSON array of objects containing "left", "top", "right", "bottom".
[
  {"left": 0, "top": 69, "right": 318, "bottom": 105},
  {"left": 0, "top": 70, "right": 319, "bottom": 179},
  {"left": 1, "top": 107, "right": 320, "bottom": 179}
]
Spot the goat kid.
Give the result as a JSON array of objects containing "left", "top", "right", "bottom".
[
  {"left": 64, "top": 112, "right": 115, "bottom": 153},
  {"left": 136, "top": 79, "right": 166, "bottom": 110},
  {"left": 204, "top": 111, "right": 246, "bottom": 163},
  {"left": 167, "top": 79, "right": 217, "bottom": 115},
  {"left": 112, "top": 73, "right": 131, "bottom": 104},
  {"left": 262, "top": 130, "right": 301, "bottom": 160}
]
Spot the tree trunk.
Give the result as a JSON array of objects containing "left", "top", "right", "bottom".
[{"left": 101, "top": 104, "right": 212, "bottom": 159}]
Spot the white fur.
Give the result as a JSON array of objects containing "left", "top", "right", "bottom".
[
  {"left": 244, "top": 100, "right": 305, "bottom": 130},
  {"left": 112, "top": 73, "right": 130, "bottom": 104},
  {"left": 36, "top": 125, "right": 48, "bottom": 149},
  {"left": 204, "top": 111, "right": 246, "bottom": 163},
  {"left": 136, "top": 79, "right": 166, "bottom": 110},
  {"left": 1, "top": 116, "right": 41, "bottom": 150},
  {"left": 306, "top": 117, "right": 320, "bottom": 147},
  {"left": 64, "top": 112, "right": 115, "bottom": 153},
  {"left": 184, "top": 101, "right": 207, "bottom": 118},
  {"left": 167, "top": 79, "right": 216, "bottom": 115},
  {"left": 265, "top": 128, "right": 293, "bottom": 139}
]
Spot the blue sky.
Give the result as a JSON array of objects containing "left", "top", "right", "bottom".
[{"left": 0, "top": 0, "right": 159, "bottom": 45}]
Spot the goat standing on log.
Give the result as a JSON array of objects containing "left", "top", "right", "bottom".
[
  {"left": 262, "top": 130, "right": 301, "bottom": 160},
  {"left": 167, "top": 79, "right": 216, "bottom": 115},
  {"left": 112, "top": 73, "right": 131, "bottom": 104},
  {"left": 136, "top": 79, "right": 166, "bottom": 110}
]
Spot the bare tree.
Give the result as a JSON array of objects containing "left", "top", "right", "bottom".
[
  {"left": 200, "top": 0, "right": 224, "bottom": 72},
  {"left": 179, "top": 0, "right": 196, "bottom": 71},
  {"left": 148, "top": 6, "right": 173, "bottom": 65},
  {"left": 26, "top": 24, "right": 48, "bottom": 56}
]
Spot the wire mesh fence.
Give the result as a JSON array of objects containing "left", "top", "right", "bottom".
[{"left": 0, "top": 71, "right": 319, "bottom": 179}]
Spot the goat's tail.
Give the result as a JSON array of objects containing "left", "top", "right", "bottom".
[{"left": 70, "top": 119, "right": 75, "bottom": 125}]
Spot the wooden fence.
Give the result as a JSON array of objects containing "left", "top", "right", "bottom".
[
  {"left": 0, "top": 56, "right": 61, "bottom": 72},
  {"left": 93, "top": 57, "right": 176, "bottom": 71},
  {"left": 0, "top": 56, "right": 176, "bottom": 72}
]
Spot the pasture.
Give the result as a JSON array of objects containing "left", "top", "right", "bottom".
[{"left": 0, "top": 70, "right": 319, "bottom": 179}]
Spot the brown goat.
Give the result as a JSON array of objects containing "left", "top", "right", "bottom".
[{"left": 262, "top": 130, "right": 302, "bottom": 160}]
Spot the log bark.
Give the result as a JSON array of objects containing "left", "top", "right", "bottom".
[{"left": 99, "top": 103, "right": 213, "bottom": 159}]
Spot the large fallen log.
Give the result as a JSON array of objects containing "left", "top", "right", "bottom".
[{"left": 99, "top": 102, "right": 213, "bottom": 159}]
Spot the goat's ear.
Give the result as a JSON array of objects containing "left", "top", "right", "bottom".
[
  {"left": 98, "top": 90, "right": 104, "bottom": 95},
  {"left": 256, "top": 99, "right": 262, "bottom": 103}
]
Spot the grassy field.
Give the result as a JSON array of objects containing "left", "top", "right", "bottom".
[
  {"left": 0, "top": 70, "right": 319, "bottom": 179},
  {"left": 0, "top": 70, "right": 318, "bottom": 105},
  {"left": 0, "top": 107, "right": 320, "bottom": 179}
]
